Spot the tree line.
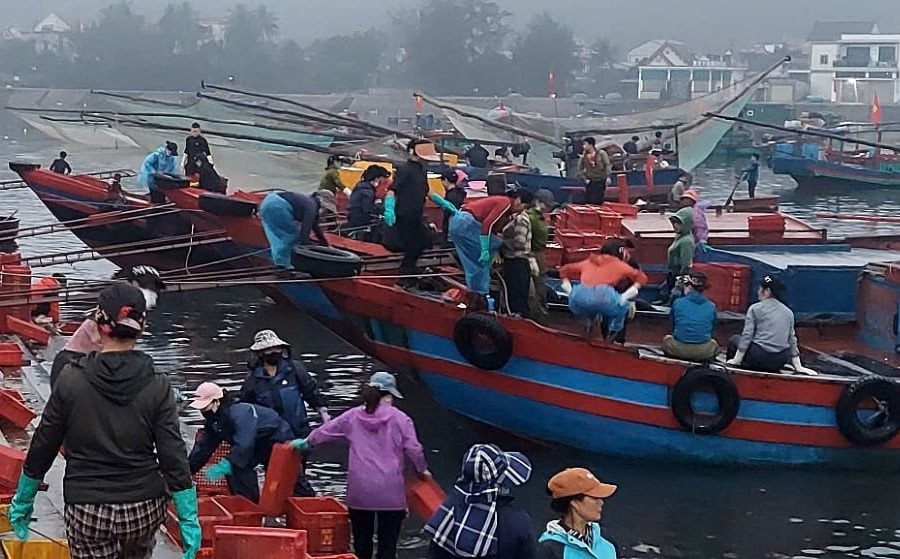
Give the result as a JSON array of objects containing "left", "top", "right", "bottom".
[{"left": 0, "top": 0, "right": 621, "bottom": 96}]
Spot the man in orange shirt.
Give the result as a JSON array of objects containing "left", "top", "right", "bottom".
[{"left": 559, "top": 240, "right": 648, "bottom": 341}]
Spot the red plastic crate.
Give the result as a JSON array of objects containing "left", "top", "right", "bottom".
[
  {"left": 286, "top": 497, "right": 351, "bottom": 555},
  {"left": 5, "top": 316, "right": 50, "bottom": 345},
  {"left": 0, "top": 389, "right": 24, "bottom": 402},
  {"left": 544, "top": 245, "right": 563, "bottom": 268},
  {"left": 748, "top": 214, "right": 786, "bottom": 233},
  {"left": 580, "top": 232, "right": 606, "bottom": 250},
  {"left": 406, "top": 476, "right": 446, "bottom": 522},
  {"left": 564, "top": 205, "right": 601, "bottom": 231},
  {"left": 259, "top": 443, "right": 301, "bottom": 516},
  {"left": 192, "top": 430, "right": 232, "bottom": 496},
  {"left": 0, "top": 253, "right": 21, "bottom": 266},
  {"left": 598, "top": 213, "right": 624, "bottom": 236},
  {"left": 0, "top": 445, "right": 25, "bottom": 487},
  {"left": 0, "top": 389, "right": 36, "bottom": 428},
  {"left": 197, "top": 549, "right": 213, "bottom": 559},
  {"left": 309, "top": 555, "right": 358, "bottom": 559},
  {"left": 213, "top": 526, "right": 308, "bottom": 559},
  {"left": 165, "top": 497, "right": 233, "bottom": 546},
  {"left": 213, "top": 495, "right": 264, "bottom": 527},
  {"left": 692, "top": 263, "right": 752, "bottom": 313},
  {"left": 0, "top": 342, "right": 23, "bottom": 366},
  {"left": 602, "top": 202, "right": 639, "bottom": 217},
  {"left": 556, "top": 232, "right": 584, "bottom": 251}
]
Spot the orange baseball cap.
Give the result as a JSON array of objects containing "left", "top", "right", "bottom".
[{"left": 547, "top": 468, "right": 617, "bottom": 499}]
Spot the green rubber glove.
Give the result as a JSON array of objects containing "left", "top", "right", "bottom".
[
  {"left": 203, "top": 459, "right": 232, "bottom": 482},
  {"left": 383, "top": 195, "right": 396, "bottom": 227},
  {"left": 172, "top": 487, "right": 201, "bottom": 559},
  {"left": 429, "top": 193, "right": 458, "bottom": 215},
  {"left": 478, "top": 235, "right": 492, "bottom": 264},
  {"left": 8, "top": 474, "right": 41, "bottom": 540},
  {"left": 289, "top": 438, "right": 310, "bottom": 452}
]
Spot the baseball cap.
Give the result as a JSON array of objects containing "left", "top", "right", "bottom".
[
  {"left": 369, "top": 371, "right": 403, "bottom": 399},
  {"left": 96, "top": 283, "right": 147, "bottom": 332},
  {"left": 547, "top": 468, "right": 617, "bottom": 499},
  {"left": 189, "top": 382, "right": 224, "bottom": 410}
]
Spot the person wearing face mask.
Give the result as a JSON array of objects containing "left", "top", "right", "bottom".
[
  {"left": 138, "top": 142, "right": 178, "bottom": 204},
  {"left": 188, "top": 381, "right": 301, "bottom": 503},
  {"left": 348, "top": 165, "right": 392, "bottom": 229},
  {"left": 8, "top": 283, "right": 201, "bottom": 559},
  {"left": 238, "top": 329, "right": 329, "bottom": 496},
  {"left": 537, "top": 468, "right": 619, "bottom": 559}
]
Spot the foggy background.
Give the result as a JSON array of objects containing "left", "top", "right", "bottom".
[{"left": 7, "top": 0, "right": 900, "bottom": 50}]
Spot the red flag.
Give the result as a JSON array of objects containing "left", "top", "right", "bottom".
[
  {"left": 871, "top": 93, "right": 882, "bottom": 125},
  {"left": 414, "top": 95, "right": 424, "bottom": 114}
]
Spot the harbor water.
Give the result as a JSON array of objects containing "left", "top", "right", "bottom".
[{"left": 2, "top": 141, "right": 900, "bottom": 559}]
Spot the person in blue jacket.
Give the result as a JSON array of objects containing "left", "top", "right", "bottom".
[
  {"left": 662, "top": 271, "right": 719, "bottom": 361},
  {"left": 740, "top": 153, "right": 761, "bottom": 198},
  {"left": 239, "top": 329, "right": 330, "bottom": 496},
  {"left": 187, "top": 381, "right": 299, "bottom": 503},
  {"left": 259, "top": 190, "right": 329, "bottom": 269},
  {"left": 138, "top": 141, "right": 178, "bottom": 204},
  {"left": 347, "top": 165, "right": 391, "bottom": 228},
  {"left": 537, "top": 468, "right": 619, "bottom": 559}
]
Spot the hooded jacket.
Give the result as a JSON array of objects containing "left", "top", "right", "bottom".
[
  {"left": 23, "top": 351, "right": 191, "bottom": 504},
  {"left": 307, "top": 403, "right": 428, "bottom": 510},
  {"left": 537, "top": 520, "right": 617, "bottom": 559},
  {"left": 138, "top": 147, "right": 176, "bottom": 191},
  {"left": 347, "top": 180, "right": 378, "bottom": 228},
  {"left": 428, "top": 495, "right": 536, "bottom": 559},
  {"left": 671, "top": 290, "right": 717, "bottom": 343},
  {"left": 239, "top": 358, "right": 327, "bottom": 438},
  {"left": 667, "top": 207, "right": 695, "bottom": 276}
]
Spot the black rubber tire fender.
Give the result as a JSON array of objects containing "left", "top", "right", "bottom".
[
  {"left": 198, "top": 193, "right": 258, "bottom": 217},
  {"left": 452, "top": 312, "right": 513, "bottom": 370},
  {"left": 670, "top": 364, "right": 741, "bottom": 435},
  {"left": 291, "top": 245, "right": 362, "bottom": 279},
  {"left": 294, "top": 245, "right": 361, "bottom": 264},
  {"left": 836, "top": 376, "right": 900, "bottom": 447}
]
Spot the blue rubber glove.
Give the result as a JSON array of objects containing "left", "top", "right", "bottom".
[
  {"left": 383, "top": 195, "right": 396, "bottom": 227},
  {"left": 429, "top": 193, "right": 458, "bottom": 215},
  {"left": 203, "top": 459, "right": 232, "bottom": 482},
  {"left": 172, "top": 487, "right": 201, "bottom": 559},
  {"left": 290, "top": 438, "right": 310, "bottom": 452},
  {"left": 8, "top": 475, "right": 41, "bottom": 540},
  {"left": 699, "top": 241, "right": 711, "bottom": 253},
  {"left": 478, "top": 235, "right": 491, "bottom": 264}
]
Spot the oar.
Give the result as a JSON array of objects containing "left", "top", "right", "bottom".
[{"left": 723, "top": 177, "right": 743, "bottom": 207}]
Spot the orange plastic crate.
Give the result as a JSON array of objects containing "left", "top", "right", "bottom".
[
  {"left": 748, "top": 214, "right": 786, "bottom": 233},
  {"left": 406, "top": 477, "right": 446, "bottom": 522},
  {"left": 286, "top": 497, "right": 351, "bottom": 555},
  {"left": 213, "top": 495, "right": 264, "bottom": 527},
  {"left": 192, "top": 430, "right": 232, "bottom": 496},
  {"left": 598, "top": 214, "right": 624, "bottom": 236},
  {"left": 0, "top": 343, "right": 23, "bottom": 366},
  {"left": 213, "top": 526, "right": 308, "bottom": 559},
  {"left": 692, "top": 263, "right": 751, "bottom": 312},
  {"left": 165, "top": 497, "right": 233, "bottom": 546},
  {"left": 0, "top": 445, "right": 25, "bottom": 487},
  {"left": 259, "top": 443, "right": 301, "bottom": 516}
]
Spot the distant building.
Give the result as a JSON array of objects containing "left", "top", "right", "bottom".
[
  {"left": 627, "top": 40, "right": 748, "bottom": 101},
  {"left": 1, "top": 13, "right": 80, "bottom": 55},
  {"left": 806, "top": 21, "right": 900, "bottom": 103},
  {"left": 198, "top": 18, "right": 227, "bottom": 44}
]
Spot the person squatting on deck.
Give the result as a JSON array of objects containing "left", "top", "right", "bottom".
[
  {"left": 9, "top": 283, "right": 202, "bottom": 559},
  {"left": 347, "top": 165, "right": 392, "bottom": 229},
  {"left": 30, "top": 273, "right": 66, "bottom": 331},
  {"left": 239, "top": 329, "right": 330, "bottom": 496},
  {"left": 188, "top": 381, "right": 306, "bottom": 503},
  {"left": 559, "top": 240, "right": 648, "bottom": 342},
  {"left": 537, "top": 468, "right": 619, "bottom": 559},
  {"left": 50, "top": 266, "right": 165, "bottom": 387},
  {"left": 183, "top": 122, "right": 212, "bottom": 176},
  {"left": 259, "top": 191, "right": 329, "bottom": 269},
  {"left": 500, "top": 190, "right": 534, "bottom": 317},
  {"left": 662, "top": 271, "right": 720, "bottom": 361},
  {"left": 726, "top": 276, "right": 817, "bottom": 375},
  {"left": 578, "top": 137, "right": 612, "bottom": 205},
  {"left": 384, "top": 139, "right": 439, "bottom": 287},
  {"left": 426, "top": 444, "right": 535, "bottom": 559},
  {"left": 194, "top": 153, "right": 227, "bottom": 194},
  {"left": 292, "top": 372, "right": 430, "bottom": 559},
  {"left": 138, "top": 141, "right": 178, "bottom": 204}
]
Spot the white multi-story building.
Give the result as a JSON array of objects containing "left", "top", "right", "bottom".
[
  {"left": 806, "top": 21, "right": 900, "bottom": 103},
  {"left": 629, "top": 40, "right": 747, "bottom": 101}
]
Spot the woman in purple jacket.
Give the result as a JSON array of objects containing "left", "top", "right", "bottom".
[{"left": 292, "top": 371, "right": 430, "bottom": 559}]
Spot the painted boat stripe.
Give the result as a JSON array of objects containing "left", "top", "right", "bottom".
[{"left": 407, "top": 330, "right": 837, "bottom": 427}]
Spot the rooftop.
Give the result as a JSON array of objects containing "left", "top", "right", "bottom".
[{"left": 807, "top": 21, "right": 879, "bottom": 42}]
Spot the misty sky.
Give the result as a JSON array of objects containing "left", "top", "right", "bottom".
[{"left": 8, "top": 0, "right": 900, "bottom": 53}]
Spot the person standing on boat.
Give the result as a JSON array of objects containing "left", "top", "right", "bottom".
[
  {"left": 183, "top": 123, "right": 212, "bottom": 176},
  {"left": 558, "top": 239, "right": 648, "bottom": 342},
  {"left": 291, "top": 372, "right": 430, "bottom": 559},
  {"left": 537, "top": 468, "right": 619, "bottom": 559},
  {"left": 500, "top": 190, "right": 534, "bottom": 317},
  {"left": 622, "top": 136, "right": 639, "bottom": 155},
  {"left": 384, "top": 139, "right": 438, "bottom": 287},
  {"left": 320, "top": 156, "right": 347, "bottom": 195},
  {"left": 667, "top": 171, "right": 693, "bottom": 207},
  {"left": 726, "top": 276, "right": 817, "bottom": 374},
  {"left": 105, "top": 173, "right": 128, "bottom": 208},
  {"left": 527, "top": 190, "right": 553, "bottom": 322},
  {"left": 50, "top": 150, "right": 72, "bottom": 174},
  {"left": 740, "top": 153, "right": 761, "bottom": 198},
  {"left": 465, "top": 142, "right": 490, "bottom": 168},
  {"left": 439, "top": 169, "right": 468, "bottom": 244},
  {"left": 259, "top": 190, "right": 329, "bottom": 270},
  {"left": 679, "top": 189, "right": 710, "bottom": 253},
  {"left": 348, "top": 165, "right": 392, "bottom": 229},
  {"left": 662, "top": 271, "right": 720, "bottom": 361},
  {"left": 9, "top": 283, "right": 202, "bottom": 559},
  {"left": 239, "top": 329, "right": 330, "bottom": 496},
  {"left": 138, "top": 141, "right": 178, "bottom": 204},
  {"left": 662, "top": 207, "right": 695, "bottom": 304},
  {"left": 188, "top": 381, "right": 302, "bottom": 502},
  {"left": 578, "top": 137, "right": 611, "bottom": 205},
  {"left": 426, "top": 444, "right": 535, "bottom": 559}
]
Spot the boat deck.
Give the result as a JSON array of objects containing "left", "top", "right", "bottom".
[
  {"left": 715, "top": 246, "right": 900, "bottom": 269},
  {"left": 624, "top": 211, "right": 826, "bottom": 241}
]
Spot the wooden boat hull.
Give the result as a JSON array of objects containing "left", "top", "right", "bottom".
[
  {"left": 211, "top": 210, "right": 900, "bottom": 468},
  {"left": 773, "top": 155, "right": 900, "bottom": 190}
]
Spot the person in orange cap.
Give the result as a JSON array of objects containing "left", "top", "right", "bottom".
[
  {"left": 536, "top": 468, "right": 619, "bottom": 559},
  {"left": 679, "top": 188, "right": 710, "bottom": 254}
]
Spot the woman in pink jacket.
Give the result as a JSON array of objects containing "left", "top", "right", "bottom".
[{"left": 292, "top": 372, "right": 430, "bottom": 559}]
